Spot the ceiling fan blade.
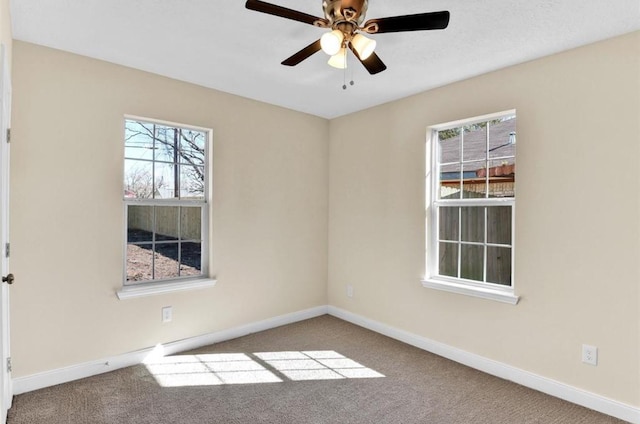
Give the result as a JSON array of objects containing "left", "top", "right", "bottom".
[
  {"left": 245, "top": 0, "right": 328, "bottom": 26},
  {"left": 282, "top": 40, "right": 322, "bottom": 66},
  {"left": 364, "top": 11, "right": 450, "bottom": 34},
  {"left": 348, "top": 44, "right": 387, "bottom": 75}
]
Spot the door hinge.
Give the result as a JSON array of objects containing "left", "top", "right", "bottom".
[
  {"left": 6, "top": 357, "right": 11, "bottom": 373},
  {"left": 4, "top": 243, "right": 8, "bottom": 258},
  {"left": 5, "top": 128, "right": 9, "bottom": 144}
]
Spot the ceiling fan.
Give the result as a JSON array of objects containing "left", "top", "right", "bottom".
[{"left": 245, "top": 0, "right": 450, "bottom": 75}]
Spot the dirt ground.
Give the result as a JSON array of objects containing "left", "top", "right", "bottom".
[{"left": 126, "top": 230, "right": 201, "bottom": 282}]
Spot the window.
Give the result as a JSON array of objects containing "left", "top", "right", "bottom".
[
  {"left": 123, "top": 117, "right": 209, "bottom": 287},
  {"left": 423, "top": 111, "right": 518, "bottom": 304}
]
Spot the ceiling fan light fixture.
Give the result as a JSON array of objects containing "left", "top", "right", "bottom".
[
  {"left": 351, "top": 33, "right": 376, "bottom": 60},
  {"left": 328, "top": 48, "right": 348, "bottom": 69},
  {"left": 245, "top": 0, "right": 451, "bottom": 75},
  {"left": 320, "top": 29, "right": 344, "bottom": 56}
]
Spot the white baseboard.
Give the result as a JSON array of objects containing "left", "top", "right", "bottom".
[
  {"left": 327, "top": 306, "right": 640, "bottom": 424},
  {"left": 12, "top": 305, "right": 328, "bottom": 395}
]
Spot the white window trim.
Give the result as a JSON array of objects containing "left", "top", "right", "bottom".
[
  {"left": 116, "top": 277, "right": 217, "bottom": 300},
  {"left": 120, "top": 115, "right": 213, "bottom": 298},
  {"left": 421, "top": 278, "right": 518, "bottom": 304},
  {"left": 424, "top": 110, "right": 519, "bottom": 305}
]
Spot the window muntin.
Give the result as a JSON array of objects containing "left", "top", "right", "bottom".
[
  {"left": 429, "top": 112, "right": 515, "bottom": 289},
  {"left": 124, "top": 118, "right": 209, "bottom": 285}
]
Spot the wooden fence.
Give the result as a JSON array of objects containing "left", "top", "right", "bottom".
[{"left": 127, "top": 205, "right": 201, "bottom": 241}]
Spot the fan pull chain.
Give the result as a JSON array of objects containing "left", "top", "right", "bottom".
[
  {"left": 342, "top": 49, "right": 348, "bottom": 90},
  {"left": 342, "top": 49, "right": 354, "bottom": 90},
  {"left": 350, "top": 62, "right": 355, "bottom": 87}
]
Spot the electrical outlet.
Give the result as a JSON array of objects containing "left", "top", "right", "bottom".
[
  {"left": 162, "top": 306, "right": 173, "bottom": 323},
  {"left": 346, "top": 284, "right": 354, "bottom": 298},
  {"left": 582, "top": 344, "right": 597, "bottom": 366}
]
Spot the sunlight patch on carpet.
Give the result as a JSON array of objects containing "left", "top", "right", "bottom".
[
  {"left": 254, "top": 350, "right": 385, "bottom": 381},
  {"left": 145, "top": 352, "right": 281, "bottom": 387},
  {"left": 144, "top": 350, "right": 384, "bottom": 387}
]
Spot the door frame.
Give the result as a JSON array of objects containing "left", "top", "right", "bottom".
[{"left": 0, "top": 42, "right": 13, "bottom": 423}]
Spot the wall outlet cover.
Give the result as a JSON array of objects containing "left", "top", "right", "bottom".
[
  {"left": 582, "top": 344, "right": 597, "bottom": 366},
  {"left": 162, "top": 306, "right": 173, "bottom": 323}
]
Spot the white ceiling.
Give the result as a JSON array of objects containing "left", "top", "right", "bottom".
[{"left": 10, "top": 0, "right": 640, "bottom": 119}]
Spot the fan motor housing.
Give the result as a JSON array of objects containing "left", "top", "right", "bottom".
[{"left": 323, "top": 0, "right": 368, "bottom": 26}]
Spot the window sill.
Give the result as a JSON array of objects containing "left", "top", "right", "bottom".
[
  {"left": 421, "top": 278, "right": 519, "bottom": 305},
  {"left": 116, "top": 278, "right": 217, "bottom": 300}
]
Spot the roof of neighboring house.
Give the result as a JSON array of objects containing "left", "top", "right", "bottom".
[{"left": 440, "top": 118, "right": 516, "bottom": 174}]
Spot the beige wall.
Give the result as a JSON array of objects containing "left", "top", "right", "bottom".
[
  {"left": 328, "top": 31, "right": 640, "bottom": 406},
  {"left": 0, "top": 0, "right": 10, "bottom": 65},
  {"left": 10, "top": 41, "right": 329, "bottom": 377}
]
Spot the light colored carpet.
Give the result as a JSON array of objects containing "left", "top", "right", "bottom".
[{"left": 7, "top": 315, "right": 627, "bottom": 423}]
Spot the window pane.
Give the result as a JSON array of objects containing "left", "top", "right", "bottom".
[
  {"left": 126, "top": 244, "right": 153, "bottom": 282},
  {"left": 154, "top": 162, "right": 177, "bottom": 199},
  {"left": 155, "top": 206, "right": 179, "bottom": 241},
  {"left": 460, "top": 244, "right": 484, "bottom": 282},
  {"left": 438, "top": 125, "right": 462, "bottom": 200},
  {"left": 462, "top": 161, "right": 486, "bottom": 199},
  {"left": 180, "top": 242, "right": 202, "bottom": 277},
  {"left": 438, "top": 207, "right": 458, "bottom": 242},
  {"left": 179, "top": 129, "right": 206, "bottom": 165},
  {"left": 486, "top": 246, "right": 511, "bottom": 285},
  {"left": 463, "top": 124, "right": 487, "bottom": 162},
  {"left": 439, "top": 242, "right": 457, "bottom": 278},
  {"left": 438, "top": 128, "right": 460, "bottom": 164},
  {"left": 127, "top": 205, "right": 153, "bottom": 242},
  {"left": 461, "top": 207, "right": 484, "bottom": 243},
  {"left": 439, "top": 162, "right": 461, "bottom": 200},
  {"left": 154, "top": 243, "right": 179, "bottom": 279},
  {"left": 181, "top": 207, "right": 202, "bottom": 241},
  {"left": 488, "top": 116, "right": 516, "bottom": 159},
  {"left": 180, "top": 165, "right": 205, "bottom": 199},
  {"left": 154, "top": 125, "right": 177, "bottom": 163},
  {"left": 486, "top": 158, "right": 515, "bottom": 198},
  {"left": 125, "top": 121, "right": 154, "bottom": 161},
  {"left": 124, "top": 160, "right": 154, "bottom": 199},
  {"left": 487, "top": 206, "right": 512, "bottom": 245}
]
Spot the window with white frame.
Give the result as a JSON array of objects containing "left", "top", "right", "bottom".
[
  {"left": 424, "top": 111, "right": 517, "bottom": 303},
  {"left": 124, "top": 117, "right": 209, "bottom": 285}
]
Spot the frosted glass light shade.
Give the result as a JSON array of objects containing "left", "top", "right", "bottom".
[
  {"left": 321, "top": 30, "right": 344, "bottom": 56},
  {"left": 328, "top": 48, "right": 347, "bottom": 69},
  {"left": 351, "top": 33, "right": 376, "bottom": 60}
]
